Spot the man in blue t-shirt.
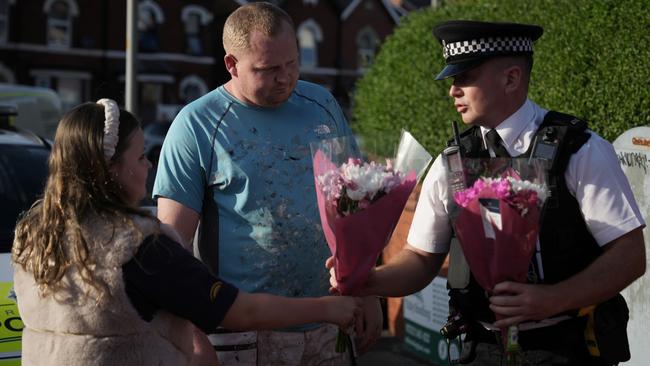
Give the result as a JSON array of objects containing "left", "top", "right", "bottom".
[{"left": 153, "top": 2, "right": 382, "bottom": 365}]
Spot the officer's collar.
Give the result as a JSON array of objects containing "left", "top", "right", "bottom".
[{"left": 480, "top": 99, "right": 535, "bottom": 152}]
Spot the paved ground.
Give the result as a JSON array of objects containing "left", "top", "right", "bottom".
[{"left": 356, "top": 332, "right": 435, "bottom": 366}]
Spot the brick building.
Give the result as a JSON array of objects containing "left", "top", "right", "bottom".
[{"left": 0, "top": 0, "right": 431, "bottom": 123}]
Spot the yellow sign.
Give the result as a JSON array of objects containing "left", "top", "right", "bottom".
[{"left": 0, "top": 282, "right": 22, "bottom": 365}]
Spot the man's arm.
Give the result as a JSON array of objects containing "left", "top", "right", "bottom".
[
  {"left": 490, "top": 227, "right": 646, "bottom": 328},
  {"left": 368, "top": 245, "right": 447, "bottom": 297},
  {"left": 329, "top": 245, "right": 447, "bottom": 298},
  {"left": 222, "top": 293, "right": 363, "bottom": 332},
  {"left": 157, "top": 197, "right": 201, "bottom": 248}
]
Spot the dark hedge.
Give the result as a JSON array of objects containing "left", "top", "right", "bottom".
[{"left": 352, "top": 0, "right": 650, "bottom": 157}]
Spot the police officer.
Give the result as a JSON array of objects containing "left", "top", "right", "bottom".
[{"left": 328, "top": 20, "right": 646, "bottom": 365}]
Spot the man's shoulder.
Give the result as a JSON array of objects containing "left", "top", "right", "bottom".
[
  {"left": 293, "top": 80, "right": 335, "bottom": 101},
  {"left": 176, "top": 87, "right": 230, "bottom": 120}
]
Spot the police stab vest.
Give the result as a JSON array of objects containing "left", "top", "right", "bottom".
[{"left": 446, "top": 111, "right": 630, "bottom": 362}]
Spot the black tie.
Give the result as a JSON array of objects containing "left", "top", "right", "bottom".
[{"left": 485, "top": 129, "right": 510, "bottom": 157}]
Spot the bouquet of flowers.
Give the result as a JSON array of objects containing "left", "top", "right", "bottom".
[
  {"left": 311, "top": 131, "right": 431, "bottom": 352},
  {"left": 449, "top": 158, "right": 549, "bottom": 364}
]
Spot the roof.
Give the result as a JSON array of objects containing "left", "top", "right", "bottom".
[
  {"left": 399, "top": 0, "right": 432, "bottom": 10},
  {"left": 233, "top": 0, "right": 408, "bottom": 19},
  {"left": 341, "top": 0, "right": 407, "bottom": 24}
]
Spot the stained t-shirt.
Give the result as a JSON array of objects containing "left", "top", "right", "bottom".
[{"left": 153, "top": 80, "right": 355, "bottom": 300}]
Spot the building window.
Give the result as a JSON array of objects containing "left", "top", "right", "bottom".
[
  {"left": 0, "top": 0, "right": 14, "bottom": 44},
  {"left": 179, "top": 75, "right": 207, "bottom": 104},
  {"left": 31, "top": 70, "right": 90, "bottom": 111},
  {"left": 181, "top": 5, "right": 213, "bottom": 56},
  {"left": 138, "top": 0, "right": 164, "bottom": 52},
  {"left": 297, "top": 19, "right": 322, "bottom": 69},
  {"left": 185, "top": 13, "right": 202, "bottom": 55},
  {"left": 138, "top": 82, "right": 162, "bottom": 124},
  {"left": 356, "top": 27, "right": 379, "bottom": 69},
  {"left": 34, "top": 76, "right": 51, "bottom": 88},
  {"left": 43, "top": 0, "right": 78, "bottom": 48},
  {"left": 124, "top": 74, "right": 174, "bottom": 124},
  {"left": 57, "top": 78, "right": 83, "bottom": 110},
  {"left": 0, "top": 62, "right": 15, "bottom": 83}
]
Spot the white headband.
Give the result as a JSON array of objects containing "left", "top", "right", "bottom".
[{"left": 96, "top": 98, "right": 120, "bottom": 160}]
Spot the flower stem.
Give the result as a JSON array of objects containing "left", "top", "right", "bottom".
[
  {"left": 504, "top": 325, "right": 521, "bottom": 366},
  {"left": 335, "top": 329, "right": 347, "bottom": 353}
]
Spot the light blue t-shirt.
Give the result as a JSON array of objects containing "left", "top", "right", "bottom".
[{"left": 153, "top": 80, "right": 354, "bottom": 300}]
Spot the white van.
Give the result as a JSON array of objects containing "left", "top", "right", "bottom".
[{"left": 0, "top": 83, "right": 62, "bottom": 139}]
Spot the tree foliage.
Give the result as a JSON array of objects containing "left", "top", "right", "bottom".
[{"left": 352, "top": 0, "right": 650, "bottom": 157}]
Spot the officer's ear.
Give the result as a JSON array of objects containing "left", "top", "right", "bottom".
[{"left": 503, "top": 64, "right": 523, "bottom": 94}]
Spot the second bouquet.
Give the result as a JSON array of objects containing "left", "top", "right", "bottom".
[{"left": 311, "top": 131, "right": 431, "bottom": 296}]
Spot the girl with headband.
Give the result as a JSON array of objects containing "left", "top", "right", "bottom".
[{"left": 12, "top": 99, "right": 362, "bottom": 366}]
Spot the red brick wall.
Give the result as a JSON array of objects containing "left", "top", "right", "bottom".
[
  {"left": 340, "top": 0, "right": 396, "bottom": 70},
  {"left": 283, "top": 0, "right": 340, "bottom": 69}
]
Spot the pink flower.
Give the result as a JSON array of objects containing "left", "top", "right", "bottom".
[{"left": 454, "top": 177, "right": 548, "bottom": 217}]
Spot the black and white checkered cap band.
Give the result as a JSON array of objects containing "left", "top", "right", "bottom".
[{"left": 442, "top": 37, "right": 533, "bottom": 60}]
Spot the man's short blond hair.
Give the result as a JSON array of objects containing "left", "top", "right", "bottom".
[{"left": 223, "top": 2, "right": 294, "bottom": 54}]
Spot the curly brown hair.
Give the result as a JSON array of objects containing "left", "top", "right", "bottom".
[{"left": 12, "top": 102, "right": 155, "bottom": 303}]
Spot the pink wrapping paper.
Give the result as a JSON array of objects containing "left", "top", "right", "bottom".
[
  {"left": 452, "top": 181, "right": 542, "bottom": 348},
  {"left": 313, "top": 150, "right": 417, "bottom": 295},
  {"left": 452, "top": 187, "right": 540, "bottom": 294}
]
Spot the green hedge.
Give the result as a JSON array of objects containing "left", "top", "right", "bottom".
[{"left": 352, "top": 0, "right": 650, "bottom": 157}]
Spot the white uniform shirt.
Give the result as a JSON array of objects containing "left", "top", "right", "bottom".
[{"left": 408, "top": 99, "right": 645, "bottom": 254}]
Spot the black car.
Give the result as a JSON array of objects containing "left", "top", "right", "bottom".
[
  {"left": 0, "top": 105, "right": 51, "bottom": 363},
  {"left": 0, "top": 107, "right": 51, "bottom": 252}
]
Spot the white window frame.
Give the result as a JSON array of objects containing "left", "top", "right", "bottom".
[
  {"left": 297, "top": 19, "right": 323, "bottom": 69},
  {"left": 139, "top": 0, "right": 165, "bottom": 26},
  {"left": 43, "top": 0, "right": 79, "bottom": 48},
  {"left": 181, "top": 5, "right": 213, "bottom": 26},
  {"left": 0, "top": 0, "right": 15, "bottom": 44},
  {"left": 118, "top": 73, "right": 175, "bottom": 84},
  {"left": 179, "top": 74, "right": 207, "bottom": 102},
  {"left": 0, "top": 62, "right": 15, "bottom": 83},
  {"left": 356, "top": 26, "right": 379, "bottom": 69},
  {"left": 138, "top": 0, "right": 164, "bottom": 52},
  {"left": 181, "top": 5, "right": 212, "bottom": 56}
]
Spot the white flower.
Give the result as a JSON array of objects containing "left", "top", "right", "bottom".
[
  {"left": 317, "top": 158, "right": 405, "bottom": 207},
  {"left": 506, "top": 176, "right": 550, "bottom": 202}
]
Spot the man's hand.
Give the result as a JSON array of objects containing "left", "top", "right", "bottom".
[
  {"left": 355, "top": 296, "right": 383, "bottom": 355},
  {"left": 326, "top": 256, "right": 377, "bottom": 296},
  {"left": 491, "top": 228, "right": 646, "bottom": 329},
  {"left": 489, "top": 281, "right": 560, "bottom": 328},
  {"left": 325, "top": 257, "right": 383, "bottom": 353},
  {"left": 325, "top": 256, "right": 339, "bottom": 294}
]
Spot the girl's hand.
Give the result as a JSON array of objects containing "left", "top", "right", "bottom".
[{"left": 323, "top": 295, "right": 363, "bottom": 333}]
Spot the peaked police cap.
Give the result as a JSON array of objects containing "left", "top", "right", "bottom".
[{"left": 433, "top": 20, "right": 543, "bottom": 80}]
